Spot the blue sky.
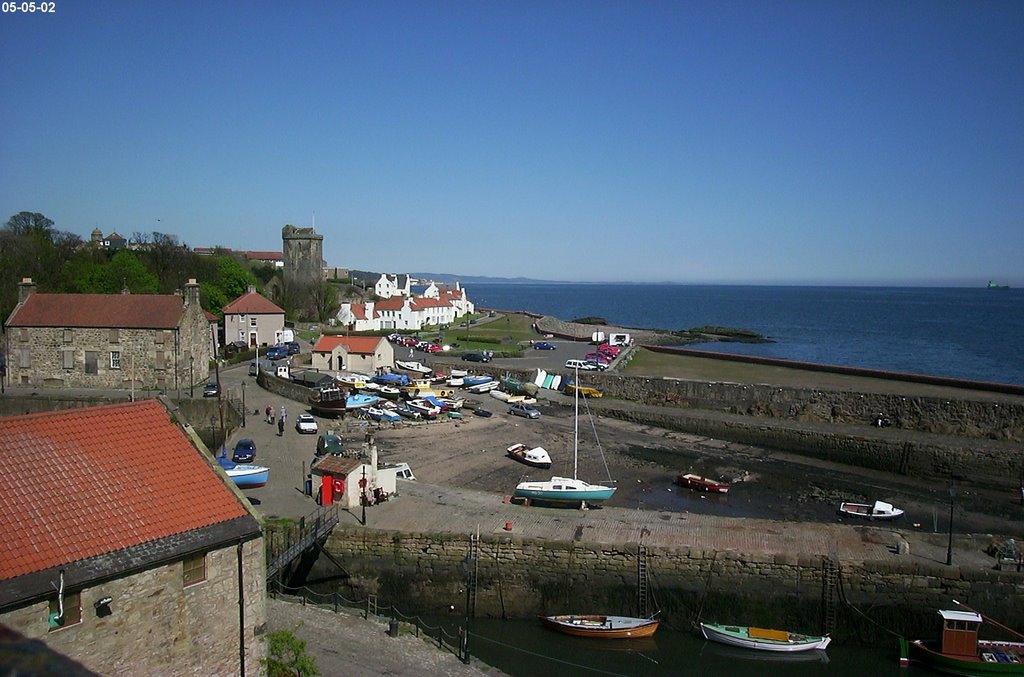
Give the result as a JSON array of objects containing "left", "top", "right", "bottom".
[{"left": 1, "top": 1, "right": 1021, "bottom": 285}]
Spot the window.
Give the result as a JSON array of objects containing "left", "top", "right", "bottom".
[
  {"left": 109, "top": 329, "right": 119, "bottom": 343},
  {"left": 249, "top": 317, "right": 257, "bottom": 328},
  {"left": 63, "top": 329, "right": 73, "bottom": 344},
  {"left": 155, "top": 351, "right": 165, "bottom": 370},
  {"left": 48, "top": 591, "right": 81, "bottom": 631},
  {"left": 183, "top": 553, "right": 206, "bottom": 587},
  {"left": 84, "top": 351, "right": 98, "bottom": 375},
  {"left": 19, "top": 328, "right": 28, "bottom": 342},
  {"left": 110, "top": 351, "right": 121, "bottom": 369},
  {"left": 155, "top": 331, "right": 165, "bottom": 345},
  {"left": 62, "top": 349, "right": 74, "bottom": 370}
]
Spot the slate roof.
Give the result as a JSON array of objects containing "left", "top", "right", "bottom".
[
  {"left": 312, "top": 336, "right": 385, "bottom": 355},
  {"left": 6, "top": 294, "right": 184, "bottom": 329},
  {"left": 0, "top": 400, "right": 251, "bottom": 582},
  {"left": 222, "top": 291, "right": 284, "bottom": 315}
]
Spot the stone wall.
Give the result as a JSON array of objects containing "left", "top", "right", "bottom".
[
  {"left": 1, "top": 538, "right": 266, "bottom": 676},
  {"left": 305, "top": 527, "right": 1024, "bottom": 642},
  {"left": 282, "top": 225, "right": 323, "bottom": 289}
]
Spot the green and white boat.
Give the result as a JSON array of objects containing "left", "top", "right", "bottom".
[{"left": 700, "top": 622, "right": 831, "bottom": 653}]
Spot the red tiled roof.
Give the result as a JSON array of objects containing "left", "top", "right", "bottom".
[
  {"left": 349, "top": 303, "right": 366, "bottom": 320},
  {"left": 0, "top": 400, "right": 250, "bottom": 581},
  {"left": 222, "top": 291, "right": 284, "bottom": 315},
  {"left": 7, "top": 294, "right": 184, "bottom": 329},
  {"left": 243, "top": 251, "right": 283, "bottom": 261},
  {"left": 411, "top": 297, "right": 449, "bottom": 310},
  {"left": 374, "top": 297, "right": 406, "bottom": 312},
  {"left": 312, "top": 336, "right": 384, "bottom": 355}
]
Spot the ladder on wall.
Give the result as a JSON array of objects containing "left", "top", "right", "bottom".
[
  {"left": 467, "top": 531, "right": 479, "bottom": 619},
  {"left": 822, "top": 555, "right": 839, "bottom": 635},
  {"left": 637, "top": 544, "right": 650, "bottom": 618}
]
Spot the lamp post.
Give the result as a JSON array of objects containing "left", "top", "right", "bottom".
[
  {"left": 189, "top": 355, "right": 194, "bottom": 398},
  {"left": 460, "top": 548, "right": 474, "bottom": 664},
  {"left": 946, "top": 482, "right": 956, "bottom": 566},
  {"left": 241, "top": 381, "right": 246, "bottom": 428}
]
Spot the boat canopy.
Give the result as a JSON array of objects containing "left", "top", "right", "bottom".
[
  {"left": 873, "top": 500, "right": 895, "bottom": 513},
  {"left": 938, "top": 610, "right": 982, "bottom": 624}
]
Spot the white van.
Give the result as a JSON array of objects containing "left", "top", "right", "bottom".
[
  {"left": 565, "top": 359, "right": 598, "bottom": 371},
  {"left": 609, "top": 333, "right": 632, "bottom": 347}
]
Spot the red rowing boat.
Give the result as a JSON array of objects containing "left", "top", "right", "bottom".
[{"left": 675, "top": 473, "right": 730, "bottom": 494}]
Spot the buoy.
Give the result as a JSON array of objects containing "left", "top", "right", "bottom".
[{"left": 503, "top": 521, "right": 512, "bottom": 531}]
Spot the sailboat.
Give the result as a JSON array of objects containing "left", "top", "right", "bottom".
[{"left": 512, "top": 367, "right": 616, "bottom": 508}]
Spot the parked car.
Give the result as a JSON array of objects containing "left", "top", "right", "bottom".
[
  {"left": 266, "top": 345, "right": 288, "bottom": 360},
  {"left": 399, "top": 337, "right": 418, "bottom": 347},
  {"left": 295, "top": 413, "right": 318, "bottom": 434},
  {"left": 584, "top": 360, "right": 609, "bottom": 371},
  {"left": 285, "top": 341, "right": 301, "bottom": 355},
  {"left": 565, "top": 359, "right": 599, "bottom": 371},
  {"left": 596, "top": 344, "right": 621, "bottom": 357},
  {"left": 231, "top": 438, "right": 256, "bottom": 463},
  {"left": 532, "top": 341, "right": 556, "bottom": 350},
  {"left": 584, "top": 352, "right": 612, "bottom": 365},
  {"left": 202, "top": 382, "right": 219, "bottom": 397},
  {"left": 315, "top": 432, "right": 344, "bottom": 458},
  {"left": 508, "top": 403, "right": 541, "bottom": 419},
  {"left": 422, "top": 343, "right": 443, "bottom": 353},
  {"left": 461, "top": 352, "right": 491, "bottom": 363}
]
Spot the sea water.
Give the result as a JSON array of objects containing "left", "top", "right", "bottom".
[{"left": 470, "top": 284, "right": 1024, "bottom": 386}]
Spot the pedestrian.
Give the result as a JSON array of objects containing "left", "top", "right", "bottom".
[
  {"left": 278, "top": 417, "right": 284, "bottom": 436},
  {"left": 265, "top": 405, "right": 272, "bottom": 424},
  {"left": 279, "top": 405, "right": 286, "bottom": 425}
]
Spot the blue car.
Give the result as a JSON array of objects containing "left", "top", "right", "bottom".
[
  {"left": 231, "top": 438, "right": 256, "bottom": 463},
  {"left": 265, "top": 345, "right": 288, "bottom": 360},
  {"left": 533, "top": 341, "right": 556, "bottom": 350}
]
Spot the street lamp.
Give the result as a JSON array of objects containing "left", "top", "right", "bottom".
[
  {"left": 241, "top": 381, "right": 246, "bottom": 428},
  {"left": 946, "top": 482, "right": 956, "bottom": 566}
]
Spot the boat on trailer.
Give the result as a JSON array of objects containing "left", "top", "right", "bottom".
[
  {"left": 837, "top": 500, "right": 904, "bottom": 520},
  {"left": 216, "top": 455, "right": 269, "bottom": 489},
  {"left": 700, "top": 622, "right": 831, "bottom": 653},
  {"left": 675, "top": 473, "right": 730, "bottom": 494},
  {"left": 541, "top": 614, "right": 659, "bottom": 639}
]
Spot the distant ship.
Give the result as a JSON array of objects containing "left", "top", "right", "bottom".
[{"left": 987, "top": 281, "right": 1010, "bottom": 289}]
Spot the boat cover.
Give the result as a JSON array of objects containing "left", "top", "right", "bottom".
[{"left": 748, "top": 627, "right": 790, "bottom": 641}]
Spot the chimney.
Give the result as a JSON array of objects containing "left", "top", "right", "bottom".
[
  {"left": 17, "top": 278, "right": 36, "bottom": 304},
  {"left": 247, "top": 285, "right": 257, "bottom": 294},
  {"left": 184, "top": 278, "right": 201, "bottom": 307}
]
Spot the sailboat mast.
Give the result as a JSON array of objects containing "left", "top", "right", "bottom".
[{"left": 573, "top": 366, "right": 579, "bottom": 481}]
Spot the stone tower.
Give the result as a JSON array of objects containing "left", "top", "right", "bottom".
[{"left": 281, "top": 224, "right": 324, "bottom": 289}]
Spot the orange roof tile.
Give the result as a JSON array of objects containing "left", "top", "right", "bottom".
[
  {"left": 7, "top": 294, "right": 184, "bottom": 329},
  {"left": 222, "top": 291, "right": 284, "bottom": 315},
  {"left": 0, "top": 400, "right": 250, "bottom": 581},
  {"left": 349, "top": 303, "right": 367, "bottom": 320},
  {"left": 411, "top": 297, "right": 449, "bottom": 309},
  {"left": 374, "top": 297, "right": 406, "bottom": 311},
  {"left": 312, "top": 336, "right": 384, "bottom": 355}
]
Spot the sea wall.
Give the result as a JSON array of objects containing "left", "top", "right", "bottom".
[{"left": 293, "top": 526, "right": 1024, "bottom": 642}]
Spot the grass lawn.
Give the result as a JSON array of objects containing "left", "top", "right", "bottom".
[{"left": 435, "top": 312, "right": 538, "bottom": 355}]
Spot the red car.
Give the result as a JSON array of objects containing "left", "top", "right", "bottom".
[
  {"left": 422, "top": 344, "right": 443, "bottom": 353},
  {"left": 584, "top": 352, "right": 612, "bottom": 365},
  {"left": 597, "top": 344, "right": 621, "bottom": 357}
]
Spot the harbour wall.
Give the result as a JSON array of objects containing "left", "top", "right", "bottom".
[
  {"left": 488, "top": 365, "right": 1024, "bottom": 484},
  {"left": 287, "top": 526, "right": 1024, "bottom": 643}
]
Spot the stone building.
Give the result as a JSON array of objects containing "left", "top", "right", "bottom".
[
  {"left": 281, "top": 224, "right": 323, "bottom": 290},
  {"left": 0, "top": 400, "right": 266, "bottom": 676},
  {"left": 311, "top": 335, "right": 394, "bottom": 374},
  {"left": 222, "top": 286, "right": 286, "bottom": 349},
  {"left": 3, "top": 278, "right": 211, "bottom": 393}
]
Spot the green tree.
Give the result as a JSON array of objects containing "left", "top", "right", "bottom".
[
  {"left": 213, "top": 255, "right": 257, "bottom": 300},
  {"left": 260, "top": 628, "right": 319, "bottom": 677},
  {"left": 6, "top": 211, "right": 54, "bottom": 237},
  {"left": 106, "top": 250, "right": 159, "bottom": 294}
]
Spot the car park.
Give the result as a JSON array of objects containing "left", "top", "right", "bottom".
[
  {"left": 202, "top": 382, "right": 219, "bottom": 397},
  {"left": 461, "top": 352, "right": 491, "bottom": 363},
  {"left": 508, "top": 403, "right": 541, "bottom": 419},
  {"left": 532, "top": 341, "right": 556, "bottom": 350},
  {"left": 231, "top": 438, "right": 256, "bottom": 463},
  {"left": 295, "top": 414, "right": 318, "bottom": 434}
]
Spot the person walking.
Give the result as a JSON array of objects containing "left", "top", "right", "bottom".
[
  {"left": 279, "top": 405, "right": 287, "bottom": 426},
  {"left": 265, "top": 405, "right": 273, "bottom": 424},
  {"left": 277, "top": 416, "right": 284, "bottom": 436}
]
